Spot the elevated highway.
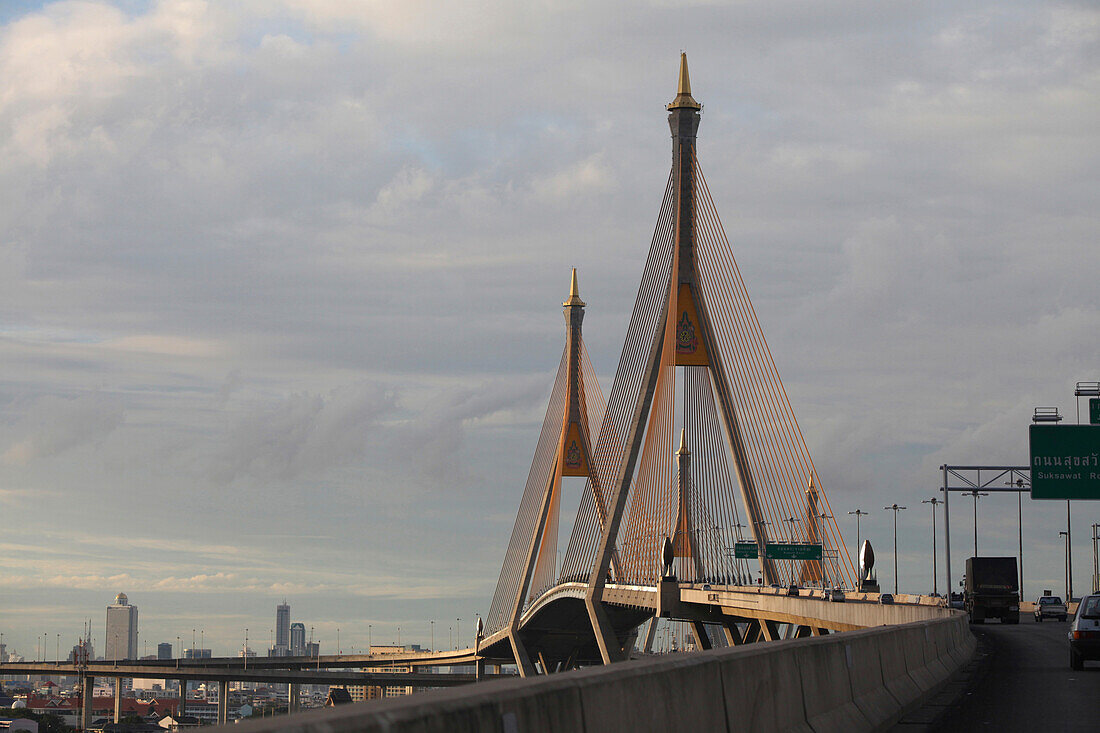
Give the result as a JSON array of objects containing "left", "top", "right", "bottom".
[{"left": 477, "top": 578, "right": 951, "bottom": 671}]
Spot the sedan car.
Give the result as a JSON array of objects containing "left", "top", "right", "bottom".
[{"left": 1069, "top": 593, "right": 1100, "bottom": 670}]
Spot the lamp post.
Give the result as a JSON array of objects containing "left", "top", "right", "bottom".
[
  {"left": 848, "top": 510, "right": 869, "bottom": 554},
  {"left": 921, "top": 498, "right": 942, "bottom": 596},
  {"left": 884, "top": 504, "right": 907, "bottom": 594},
  {"left": 430, "top": 620, "right": 435, "bottom": 652},
  {"left": 962, "top": 490, "right": 988, "bottom": 556}
]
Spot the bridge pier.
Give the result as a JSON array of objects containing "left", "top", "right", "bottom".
[
  {"left": 289, "top": 682, "right": 300, "bottom": 714},
  {"left": 721, "top": 621, "right": 744, "bottom": 646},
  {"left": 114, "top": 679, "right": 122, "bottom": 722},
  {"left": 507, "top": 633, "right": 537, "bottom": 678},
  {"left": 178, "top": 678, "right": 186, "bottom": 719},
  {"left": 642, "top": 617, "right": 658, "bottom": 653},
  {"left": 689, "top": 621, "right": 712, "bottom": 651},
  {"left": 218, "top": 680, "right": 229, "bottom": 725},
  {"left": 81, "top": 675, "right": 95, "bottom": 730}
]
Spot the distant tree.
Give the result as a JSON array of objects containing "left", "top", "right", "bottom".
[{"left": 0, "top": 710, "right": 72, "bottom": 733}]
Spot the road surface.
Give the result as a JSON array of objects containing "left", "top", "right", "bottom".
[{"left": 936, "top": 615, "right": 1100, "bottom": 731}]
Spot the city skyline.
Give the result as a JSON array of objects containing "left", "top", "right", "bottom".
[{"left": 1, "top": 1, "right": 1098, "bottom": 655}]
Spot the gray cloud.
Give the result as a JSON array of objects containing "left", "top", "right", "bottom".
[{"left": 2, "top": 391, "right": 125, "bottom": 464}]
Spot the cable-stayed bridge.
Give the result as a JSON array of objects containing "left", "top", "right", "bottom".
[
  {"left": 475, "top": 53, "right": 892, "bottom": 676},
  {"left": 0, "top": 56, "right": 969, "bottom": 731}
]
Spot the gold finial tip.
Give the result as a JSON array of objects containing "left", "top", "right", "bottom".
[
  {"left": 677, "top": 428, "right": 689, "bottom": 454},
  {"left": 564, "top": 267, "right": 585, "bottom": 307},
  {"left": 678, "top": 52, "right": 691, "bottom": 95},
  {"left": 668, "top": 52, "right": 701, "bottom": 111}
]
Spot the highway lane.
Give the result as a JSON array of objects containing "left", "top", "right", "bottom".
[{"left": 937, "top": 615, "right": 1100, "bottom": 731}]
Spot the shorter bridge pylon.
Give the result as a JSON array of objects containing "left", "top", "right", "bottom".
[{"left": 485, "top": 270, "right": 611, "bottom": 676}]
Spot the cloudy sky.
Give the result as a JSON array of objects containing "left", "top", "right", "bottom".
[{"left": 1, "top": 0, "right": 1097, "bottom": 659}]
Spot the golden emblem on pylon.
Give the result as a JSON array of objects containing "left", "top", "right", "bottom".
[
  {"left": 677, "top": 312, "right": 698, "bottom": 354},
  {"left": 565, "top": 439, "right": 582, "bottom": 469}
]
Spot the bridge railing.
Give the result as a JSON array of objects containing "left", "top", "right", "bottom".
[{"left": 235, "top": 612, "right": 975, "bottom": 733}]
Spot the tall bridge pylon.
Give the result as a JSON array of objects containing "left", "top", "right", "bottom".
[{"left": 486, "top": 54, "right": 855, "bottom": 672}]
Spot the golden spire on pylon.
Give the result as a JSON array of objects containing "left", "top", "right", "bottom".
[
  {"left": 677, "top": 427, "right": 689, "bottom": 455},
  {"left": 667, "top": 52, "right": 701, "bottom": 111},
  {"left": 564, "top": 267, "right": 585, "bottom": 307}
]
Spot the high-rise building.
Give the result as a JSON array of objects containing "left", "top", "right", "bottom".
[
  {"left": 157, "top": 642, "right": 173, "bottom": 660},
  {"left": 105, "top": 592, "right": 138, "bottom": 660},
  {"left": 289, "top": 623, "right": 306, "bottom": 656},
  {"left": 183, "top": 648, "right": 212, "bottom": 659},
  {"left": 275, "top": 602, "right": 290, "bottom": 656}
]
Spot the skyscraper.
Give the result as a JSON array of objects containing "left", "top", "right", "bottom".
[
  {"left": 275, "top": 602, "right": 290, "bottom": 656},
  {"left": 105, "top": 592, "right": 138, "bottom": 660},
  {"left": 289, "top": 623, "right": 306, "bottom": 657},
  {"left": 157, "top": 642, "right": 173, "bottom": 660}
]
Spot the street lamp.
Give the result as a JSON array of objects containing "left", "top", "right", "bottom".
[
  {"left": 848, "top": 510, "right": 869, "bottom": 553},
  {"left": 884, "top": 504, "right": 907, "bottom": 594},
  {"left": 782, "top": 516, "right": 799, "bottom": 540},
  {"left": 430, "top": 620, "right": 435, "bottom": 652},
  {"left": 961, "top": 490, "right": 988, "bottom": 556},
  {"left": 921, "top": 498, "right": 942, "bottom": 596}
]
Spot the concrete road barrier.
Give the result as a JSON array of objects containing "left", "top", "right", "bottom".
[
  {"left": 843, "top": 634, "right": 902, "bottom": 729},
  {"left": 877, "top": 626, "right": 925, "bottom": 714},
  {"left": 234, "top": 613, "right": 974, "bottom": 733},
  {"left": 718, "top": 643, "right": 811, "bottom": 733}
]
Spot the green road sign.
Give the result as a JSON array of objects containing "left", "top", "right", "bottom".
[
  {"left": 733, "top": 542, "right": 758, "bottom": 559},
  {"left": 764, "top": 543, "right": 823, "bottom": 561},
  {"left": 1091, "top": 398, "right": 1100, "bottom": 425},
  {"left": 1030, "top": 424, "right": 1100, "bottom": 500}
]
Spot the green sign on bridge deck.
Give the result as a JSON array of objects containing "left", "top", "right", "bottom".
[
  {"left": 1029, "top": 424, "right": 1100, "bottom": 500},
  {"left": 732, "top": 542, "right": 822, "bottom": 561}
]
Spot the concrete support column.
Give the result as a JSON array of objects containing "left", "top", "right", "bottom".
[
  {"left": 178, "top": 679, "right": 187, "bottom": 719},
  {"left": 288, "top": 683, "right": 300, "bottom": 714},
  {"left": 81, "top": 675, "right": 95, "bottom": 730},
  {"left": 689, "top": 621, "right": 712, "bottom": 650},
  {"left": 114, "top": 679, "right": 122, "bottom": 722},
  {"left": 217, "top": 680, "right": 229, "bottom": 725}
]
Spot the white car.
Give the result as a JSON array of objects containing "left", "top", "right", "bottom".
[
  {"left": 1069, "top": 593, "right": 1100, "bottom": 670},
  {"left": 1035, "top": 595, "right": 1068, "bottom": 622}
]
